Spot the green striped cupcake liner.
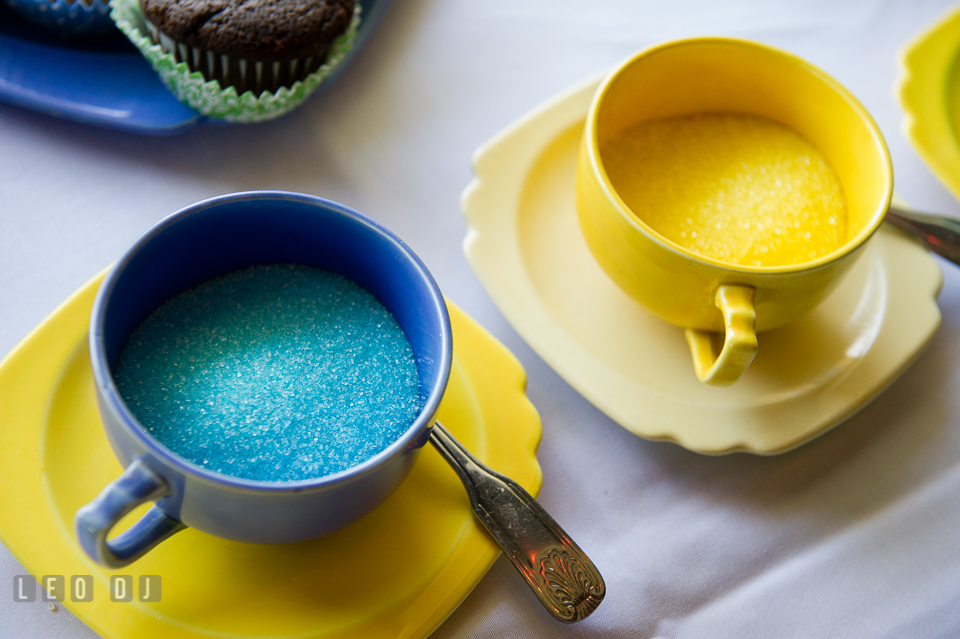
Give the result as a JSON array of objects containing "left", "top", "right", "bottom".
[{"left": 110, "top": 0, "right": 360, "bottom": 123}]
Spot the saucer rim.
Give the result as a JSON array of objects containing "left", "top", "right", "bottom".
[{"left": 897, "top": 3, "right": 960, "bottom": 200}]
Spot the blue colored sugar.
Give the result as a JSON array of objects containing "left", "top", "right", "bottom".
[{"left": 114, "top": 264, "right": 422, "bottom": 483}]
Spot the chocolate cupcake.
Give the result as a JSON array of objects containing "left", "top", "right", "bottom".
[
  {"left": 111, "top": 0, "right": 361, "bottom": 122},
  {"left": 141, "top": 0, "right": 355, "bottom": 95}
]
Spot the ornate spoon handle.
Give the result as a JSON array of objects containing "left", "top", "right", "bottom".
[
  {"left": 886, "top": 205, "right": 960, "bottom": 266},
  {"left": 429, "top": 421, "right": 605, "bottom": 622}
]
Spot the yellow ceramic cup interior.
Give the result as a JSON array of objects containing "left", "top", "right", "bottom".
[{"left": 576, "top": 37, "right": 892, "bottom": 386}]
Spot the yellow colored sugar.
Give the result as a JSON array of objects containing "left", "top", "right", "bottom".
[{"left": 600, "top": 112, "right": 847, "bottom": 267}]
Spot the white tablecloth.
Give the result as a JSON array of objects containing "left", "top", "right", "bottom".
[{"left": 3, "top": 1, "right": 960, "bottom": 636}]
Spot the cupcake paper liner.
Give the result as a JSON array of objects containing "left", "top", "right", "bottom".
[
  {"left": 5, "top": 0, "right": 115, "bottom": 38},
  {"left": 110, "top": 0, "right": 361, "bottom": 123},
  {"left": 145, "top": 20, "right": 330, "bottom": 96}
]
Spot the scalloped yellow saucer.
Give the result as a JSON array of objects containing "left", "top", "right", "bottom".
[
  {"left": 0, "top": 270, "right": 542, "bottom": 639},
  {"left": 463, "top": 74, "right": 942, "bottom": 455},
  {"left": 898, "top": 3, "right": 960, "bottom": 199}
]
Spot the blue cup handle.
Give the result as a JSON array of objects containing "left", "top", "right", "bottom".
[{"left": 75, "top": 457, "right": 186, "bottom": 568}]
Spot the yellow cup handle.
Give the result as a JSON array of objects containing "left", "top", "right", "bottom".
[{"left": 684, "top": 285, "right": 758, "bottom": 386}]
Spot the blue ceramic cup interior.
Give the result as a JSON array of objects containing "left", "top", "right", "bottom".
[{"left": 76, "top": 191, "right": 452, "bottom": 568}]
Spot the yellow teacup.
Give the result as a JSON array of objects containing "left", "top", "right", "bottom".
[{"left": 575, "top": 37, "right": 892, "bottom": 386}]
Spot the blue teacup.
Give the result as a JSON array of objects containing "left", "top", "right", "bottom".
[{"left": 76, "top": 191, "right": 452, "bottom": 568}]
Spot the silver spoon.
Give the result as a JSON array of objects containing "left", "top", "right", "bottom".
[
  {"left": 886, "top": 205, "right": 960, "bottom": 265},
  {"left": 429, "top": 421, "right": 605, "bottom": 623}
]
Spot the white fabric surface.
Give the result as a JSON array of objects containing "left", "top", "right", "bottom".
[{"left": 3, "top": 0, "right": 960, "bottom": 637}]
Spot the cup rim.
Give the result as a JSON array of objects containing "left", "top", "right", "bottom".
[
  {"left": 584, "top": 36, "right": 894, "bottom": 275},
  {"left": 89, "top": 190, "right": 453, "bottom": 493}
]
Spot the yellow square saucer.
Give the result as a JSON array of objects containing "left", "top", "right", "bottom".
[
  {"left": 0, "top": 271, "right": 542, "bottom": 639},
  {"left": 898, "top": 3, "right": 960, "bottom": 199},
  {"left": 463, "top": 74, "right": 942, "bottom": 455}
]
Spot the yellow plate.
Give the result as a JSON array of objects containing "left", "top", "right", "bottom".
[
  {"left": 898, "top": 3, "right": 960, "bottom": 199},
  {"left": 462, "top": 74, "right": 942, "bottom": 455},
  {"left": 0, "top": 271, "right": 542, "bottom": 639}
]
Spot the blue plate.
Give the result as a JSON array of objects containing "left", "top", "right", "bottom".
[{"left": 0, "top": 0, "right": 390, "bottom": 134}]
